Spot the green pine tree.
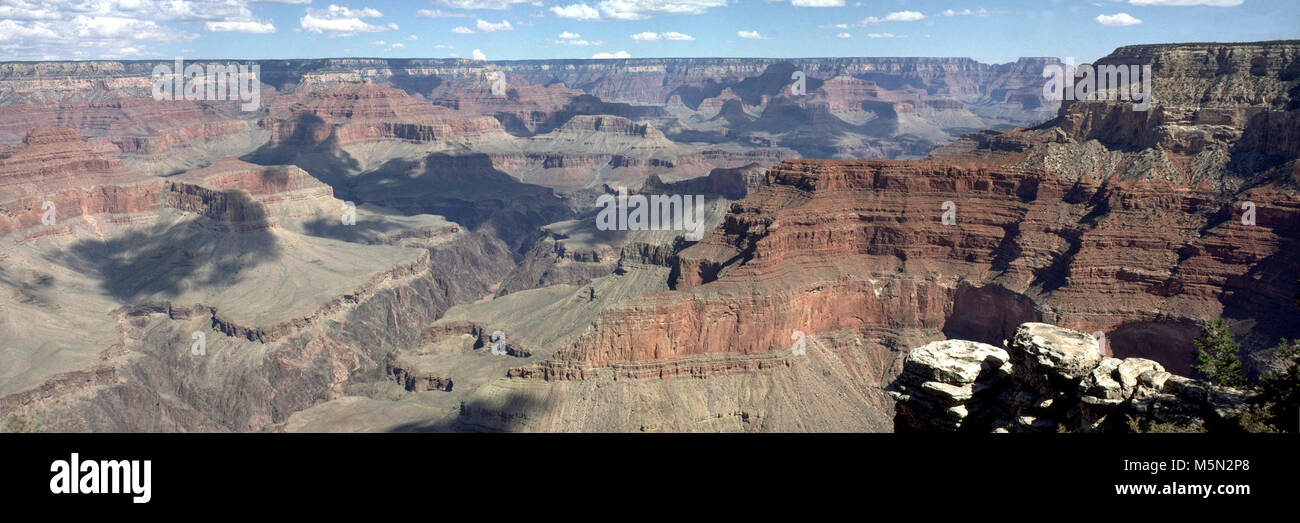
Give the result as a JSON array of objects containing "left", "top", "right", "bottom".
[
  {"left": 1192, "top": 319, "right": 1247, "bottom": 388},
  {"left": 1247, "top": 283, "right": 1300, "bottom": 432},
  {"left": 1252, "top": 339, "right": 1300, "bottom": 432}
]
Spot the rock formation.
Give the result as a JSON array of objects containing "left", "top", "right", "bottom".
[
  {"left": 0, "top": 42, "right": 1295, "bottom": 433},
  {"left": 514, "top": 41, "right": 1300, "bottom": 388},
  {"left": 888, "top": 322, "right": 1254, "bottom": 432}
]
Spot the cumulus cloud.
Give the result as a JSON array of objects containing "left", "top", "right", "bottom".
[
  {"left": 472, "top": 48, "right": 487, "bottom": 60},
  {"left": 1125, "top": 0, "right": 1241, "bottom": 5},
  {"left": 450, "top": 19, "right": 514, "bottom": 34},
  {"left": 737, "top": 30, "right": 771, "bottom": 39},
  {"left": 835, "top": 32, "right": 851, "bottom": 38},
  {"left": 430, "top": 0, "right": 536, "bottom": 9},
  {"left": 300, "top": 5, "right": 396, "bottom": 36},
  {"left": 476, "top": 19, "right": 513, "bottom": 32},
  {"left": 940, "top": 7, "right": 997, "bottom": 17},
  {"left": 559, "top": 31, "right": 582, "bottom": 39},
  {"left": 551, "top": 0, "right": 726, "bottom": 21},
  {"left": 0, "top": 3, "right": 62, "bottom": 20},
  {"left": 631, "top": 31, "right": 694, "bottom": 41},
  {"left": 592, "top": 50, "right": 631, "bottom": 58},
  {"left": 861, "top": 11, "right": 925, "bottom": 23},
  {"left": 555, "top": 38, "right": 603, "bottom": 45},
  {"left": 0, "top": 9, "right": 199, "bottom": 60},
  {"left": 206, "top": 20, "right": 276, "bottom": 34},
  {"left": 415, "top": 9, "right": 472, "bottom": 18},
  {"left": 300, "top": 16, "right": 396, "bottom": 35},
  {"left": 550, "top": 3, "right": 601, "bottom": 20},
  {"left": 71, "top": 15, "right": 189, "bottom": 40},
  {"left": 0, "top": 19, "right": 61, "bottom": 42},
  {"left": 791, "top": 0, "right": 844, "bottom": 6},
  {"left": 1095, "top": 13, "right": 1142, "bottom": 26},
  {"left": 309, "top": 5, "right": 385, "bottom": 19}
]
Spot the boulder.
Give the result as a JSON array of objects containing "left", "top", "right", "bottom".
[
  {"left": 1007, "top": 323, "right": 1103, "bottom": 394},
  {"left": 888, "top": 339, "right": 1011, "bottom": 431}
]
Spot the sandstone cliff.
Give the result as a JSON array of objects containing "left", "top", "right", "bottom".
[{"left": 519, "top": 41, "right": 1299, "bottom": 386}]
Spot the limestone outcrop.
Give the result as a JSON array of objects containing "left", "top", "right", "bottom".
[{"left": 888, "top": 322, "right": 1254, "bottom": 432}]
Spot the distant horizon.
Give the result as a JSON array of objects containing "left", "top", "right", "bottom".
[
  {"left": 1, "top": 1, "right": 1296, "bottom": 65},
  {"left": 2, "top": 37, "right": 1295, "bottom": 67}
]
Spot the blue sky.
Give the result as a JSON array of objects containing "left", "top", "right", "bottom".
[{"left": 1, "top": 0, "right": 1297, "bottom": 63}]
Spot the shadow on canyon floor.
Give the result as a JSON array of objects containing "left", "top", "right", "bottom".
[
  {"left": 299, "top": 214, "right": 408, "bottom": 244},
  {"left": 52, "top": 192, "right": 280, "bottom": 302},
  {"left": 386, "top": 390, "right": 548, "bottom": 433},
  {"left": 241, "top": 112, "right": 363, "bottom": 197},
  {"left": 356, "top": 153, "right": 575, "bottom": 250}
]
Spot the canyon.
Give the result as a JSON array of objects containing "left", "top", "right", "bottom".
[{"left": 0, "top": 42, "right": 1296, "bottom": 432}]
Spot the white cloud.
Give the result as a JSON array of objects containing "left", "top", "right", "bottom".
[
  {"left": 551, "top": 0, "right": 726, "bottom": 21},
  {"left": 592, "top": 50, "right": 631, "bottom": 58},
  {"left": 835, "top": 32, "right": 851, "bottom": 38},
  {"left": 0, "top": 4, "right": 61, "bottom": 20},
  {"left": 0, "top": 9, "right": 200, "bottom": 59},
  {"left": 309, "top": 5, "right": 385, "bottom": 19},
  {"left": 1126, "top": 0, "right": 1242, "bottom": 5},
  {"left": 301, "top": 15, "right": 396, "bottom": 35},
  {"left": 555, "top": 38, "right": 602, "bottom": 45},
  {"left": 861, "top": 11, "right": 926, "bottom": 23},
  {"left": 866, "top": 32, "right": 903, "bottom": 38},
  {"left": 472, "top": 48, "right": 487, "bottom": 60},
  {"left": 206, "top": 20, "right": 276, "bottom": 34},
  {"left": 559, "top": 31, "right": 582, "bottom": 39},
  {"left": 550, "top": 3, "right": 601, "bottom": 20},
  {"left": 135, "top": 1, "right": 256, "bottom": 23},
  {"left": 415, "top": 9, "right": 472, "bottom": 18},
  {"left": 431, "top": 0, "right": 535, "bottom": 9},
  {"left": 791, "top": 0, "right": 844, "bottom": 6},
  {"left": 0, "top": 20, "right": 61, "bottom": 42},
  {"left": 300, "top": 5, "right": 395, "bottom": 36},
  {"left": 451, "top": 26, "right": 474, "bottom": 34},
  {"left": 476, "top": 19, "right": 514, "bottom": 32},
  {"left": 939, "top": 8, "right": 996, "bottom": 17},
  {"left": 98, "top": 45, "right": 147, "bottom": 58},
  {"left": 71, "top": 15, "right": 186, "bottom": 40},
  {"left": 1096, "top": 13, "right": 1142, "bottom": 26},
  {"left": 631, "top": 31, "right": 694, "bottom": 41},
  {"left": 737, "top": 30, "right": 772, "bottom": 39},
  {"left": 391, "top": 42, "right": 405, "bottom": 49},
  {"left": 405, "top": 34, "right": 418, "bottom": 40}
]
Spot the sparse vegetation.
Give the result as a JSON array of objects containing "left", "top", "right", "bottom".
[
  {"left": 1125, "top": 415, "right": 1205, "bottom": 434},
  {"left": 1192, "top": 319, "right": 1247, "bottom": 388},
  {"left": 1, "top": 414, "right": 43, "bottom": 433},
  {"left": 1246, "top": 339, "right": 1300, "bottom": 433}
]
